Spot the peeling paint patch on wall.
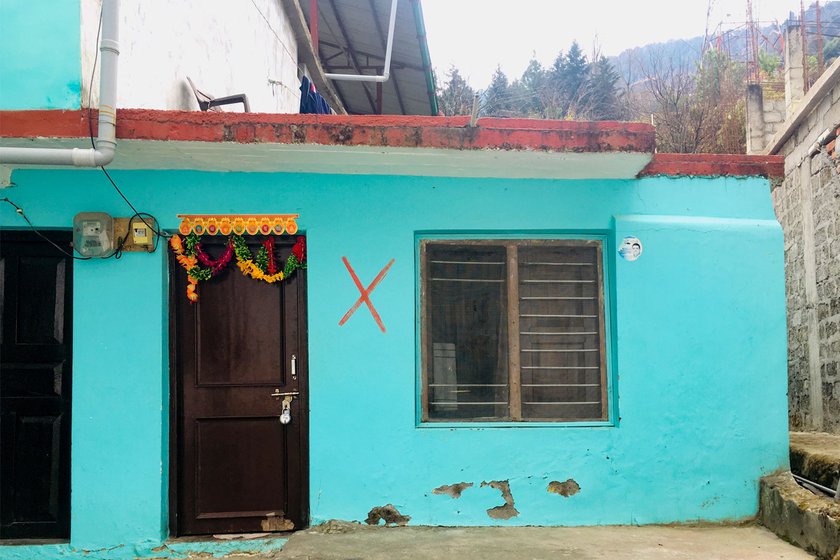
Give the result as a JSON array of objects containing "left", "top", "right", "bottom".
[
  {"left": 548, "top": 479, "right": 581, "bottom": 497},
  {"left": 432, "top": 482, "right": 474, "bottom": 499},
  {"left": 365, "top": 504, "right": 410, "bottom": 526},
  {"left": 480, "top": 480, "right": 519, "bottom": 520}
]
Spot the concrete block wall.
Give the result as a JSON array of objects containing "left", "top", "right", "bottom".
[
  {"left": 772, "top": 80, "right": 840, "bottom": 432},
  {"left": 746, "top": 85, "right": 787, "bottom": 154},
  {"left": 763, "top": 98, "right": 787, "bottom": 141}
]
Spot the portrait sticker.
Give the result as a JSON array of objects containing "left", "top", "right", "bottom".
[{"left": 618, "top": 236, "right": 643, "bottom": 261}]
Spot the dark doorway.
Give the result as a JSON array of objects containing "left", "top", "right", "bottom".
[
  {"left": 1, "top": 231, "right": 73, "bottom": 539},
  {"left": 171, "top": 236, "right": 308, "bottom": 535}
]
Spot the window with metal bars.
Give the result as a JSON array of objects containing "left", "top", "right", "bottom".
[{"left": 420, "top": 239, "right": 608, "bottom": 422}]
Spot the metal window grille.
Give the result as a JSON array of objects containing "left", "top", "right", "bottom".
[{"left": 421, "top": 240, "right": 607, "bottom": 422}]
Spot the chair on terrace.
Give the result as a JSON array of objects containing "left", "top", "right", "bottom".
[{"left": 186, "top": 76, "right": 250, "bottom": 112}]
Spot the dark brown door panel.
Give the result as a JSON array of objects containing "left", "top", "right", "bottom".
[{"left": 172, "top": 236, "right": 307, "bottom": 535}]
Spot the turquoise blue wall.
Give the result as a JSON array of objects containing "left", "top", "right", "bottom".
[
  {"left": 0, "top": 0, "right": 82, "bottom": 109},
  {"left": 0, "top": 169, "right": 789, "bottom": 556}
]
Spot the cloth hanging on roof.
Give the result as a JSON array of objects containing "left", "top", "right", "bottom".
[{"left": 299, "top": 76, "right": 332, "bottom": 114}]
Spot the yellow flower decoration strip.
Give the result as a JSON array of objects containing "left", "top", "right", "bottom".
[
  {"left": 177, "top": 214, "right": 299, "bottom": 236},
  {"left": 237, "top": 259, "right": 284, "bottom": 283}
]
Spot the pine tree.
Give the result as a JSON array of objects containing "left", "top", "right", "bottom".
[
  {"left": 438, "top": 66, "right": 476, "bottom": 116},
  {"left": 583, "top": 56, "right": 624, "bottom": 120},
  {"left": 520, "top": 57, "right": 547, "bottom": 117},
  {"left": 553, "top": 41, "right": 589, "bottom": 117},
  {"left": 483, "top": 66, "right": 512, "bottom": 117}
]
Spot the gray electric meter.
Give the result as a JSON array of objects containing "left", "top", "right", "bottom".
[{"left": 73, "top": 212, "right": 114, "bottom": 257}]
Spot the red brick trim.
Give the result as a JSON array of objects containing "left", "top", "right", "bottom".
[
  {"left": 1, "top": 110, "right": 785, "bottom": 178},
  {"left": 639, "top": 153, "right": 785, "bottom": 179},
  {"left": 0, "top": 110, "right": 655, "bottom": 153}
]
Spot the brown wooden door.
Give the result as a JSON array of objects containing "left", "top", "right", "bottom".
[
  {"left": 172, "top": 236, "right": 307, "bottom": 536},
  {"left": 0, "top": 231, "right": 73, "bottom": 539}
]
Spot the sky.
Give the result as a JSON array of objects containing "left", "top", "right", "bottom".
[{"left": 421, "top": 0, "right": 802, "bottom": 88}]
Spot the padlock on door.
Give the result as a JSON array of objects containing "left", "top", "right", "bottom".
[
  {"left": 270, "top": 388, "right": 299, "bottom": 425},
  {"left": 280, "top": 395, "right": 293, "bottom": 425}
]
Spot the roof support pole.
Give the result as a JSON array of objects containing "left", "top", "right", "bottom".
[
  {"left": 309, "top": 0, "right": 318, "bottom": 49},
  {"left": 325, "top": 0, "right": 398, "bottom": 83},
  {"left": 0, "top": 0, "right": 120, "bottom": 166},
  {"left": 368, "top": 0, "right": 406, "bottom": 113}
]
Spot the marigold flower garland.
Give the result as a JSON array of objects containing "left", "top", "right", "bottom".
[{"left": 170, "top": 233, "right": 307, "bottom": 302}]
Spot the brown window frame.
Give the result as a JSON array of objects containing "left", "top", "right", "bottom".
[{"left": 420, "top": 238, "right": 609, "bottom": 423}]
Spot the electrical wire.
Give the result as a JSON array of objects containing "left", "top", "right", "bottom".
[
  {"left": 86, "top": 2, "right": 168, "bottom": 242},
  {"left": 87, "top": 1, "right": 102, "bottom": 151},
  {"left": 1, "top": 198, "right": 91, "bottom": 260},
  {"left": 0, "top": 197, "right": 140, "bottom": 261},
  {"left": 128, "top": 211, "right": 162, "bottom": 253},
  {"left": 248, "top": 0, "right": 308, "bottom": 79}
]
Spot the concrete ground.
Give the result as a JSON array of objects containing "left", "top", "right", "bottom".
[{"left": 253, "top": 522, "right": 815, "bottom": 560}]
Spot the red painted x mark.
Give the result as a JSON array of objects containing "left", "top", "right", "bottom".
[{"left": 338, "top": 257, "right": 395, "bottom": 333}]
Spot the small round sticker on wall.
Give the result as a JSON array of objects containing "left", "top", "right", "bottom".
[{"left": 618, "top": 236, "right": 643, "bottom": 261}]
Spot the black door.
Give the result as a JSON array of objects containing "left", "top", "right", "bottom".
[
  {"left": 0, "top": 231, "right": 73, "bottom": 539},
  {"left": 172, "top": 236, "right": 308, "bottom": 535}
]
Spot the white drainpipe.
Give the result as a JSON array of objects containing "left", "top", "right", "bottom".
[
  {"left": 324, "top": 0, "right": 397, "bottom": 83},
  {"left": 0, "top": 0, "right": 120, "bottom": 167}
]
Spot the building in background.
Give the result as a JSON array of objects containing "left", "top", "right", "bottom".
[
  {"left": 747, "top": 20, "right": 840, "bottom": 434},
  {"left": 1, "top": 0, "right": 437, "bottom": 116}
]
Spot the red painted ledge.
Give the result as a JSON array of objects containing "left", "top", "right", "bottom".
[
  {"left": 0, "top": 110, "right": 785, "bottom": 178},
  {"left": 639, "top": 153, "right": 785, "bottom": 179},
  {"left": 0, "top": 109, "right": 655, "bottom": 153}
]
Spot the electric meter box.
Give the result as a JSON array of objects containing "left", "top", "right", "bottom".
[{"left": 73, "top": 212, "right": 114, "bottom": 257}]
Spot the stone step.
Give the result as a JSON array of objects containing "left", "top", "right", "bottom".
[
  {"left": 759, "top": 472, "right": 840, "bottom": 559},
  {"left": 791, "top": 432, "right": 840, "bottom": 492}
]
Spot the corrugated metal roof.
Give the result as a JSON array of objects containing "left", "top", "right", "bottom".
[{"left": 302, "top": 0, "right": 437, "bottom": 115}]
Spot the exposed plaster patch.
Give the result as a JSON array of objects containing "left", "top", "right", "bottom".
[
  {"left": 80, "top": 544, "right": 124, "bottom": 554},
  {"left": 311, "top": 519, "right": 363, "bottom": 533},
  {"left": 260, "top": 513, "right": 294, "bottom": 532},
  {"left": 548, "top": 479, "right": 581, "bottom": 497},
  {"left": 432, "top": 482, "right": 473, "bottom": 499},
  {"left": 365, "top": 504, "right": 410, "bottom": 526},
  {"left": 0, "top": 166, "right": 12, "bottom": 188},
  {"left": 480, "top": 480, "right": 519, "bottom": 520}
]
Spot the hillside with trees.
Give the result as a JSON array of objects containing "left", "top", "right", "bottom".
[
  {"left": 439, "top": 42, "right": 624, "bottom": 122},
  {"left": 437, "top": 1, "right": 840, "bottom": 154}
]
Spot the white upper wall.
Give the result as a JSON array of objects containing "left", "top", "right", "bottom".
[{"left": 81, "top": 0, "right": 302, "bottom": 113}]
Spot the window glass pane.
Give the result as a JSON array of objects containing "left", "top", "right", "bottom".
[
  {"left": 518, "top": 244, "right": 603, "bottom": 421},
  {"left": 426, "top": 244, "right": 509, "bottom": 420}
]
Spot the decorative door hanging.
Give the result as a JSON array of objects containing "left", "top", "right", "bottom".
[{"left": 170, "top": 214, "right": 306, "bottom": 302}]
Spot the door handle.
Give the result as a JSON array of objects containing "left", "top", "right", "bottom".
[
  {"left": 291, "top": 354, "right": 297, "bottom": 380},
  {"left": 270, "top": 389, "right": 300, "bottom": 399}
]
